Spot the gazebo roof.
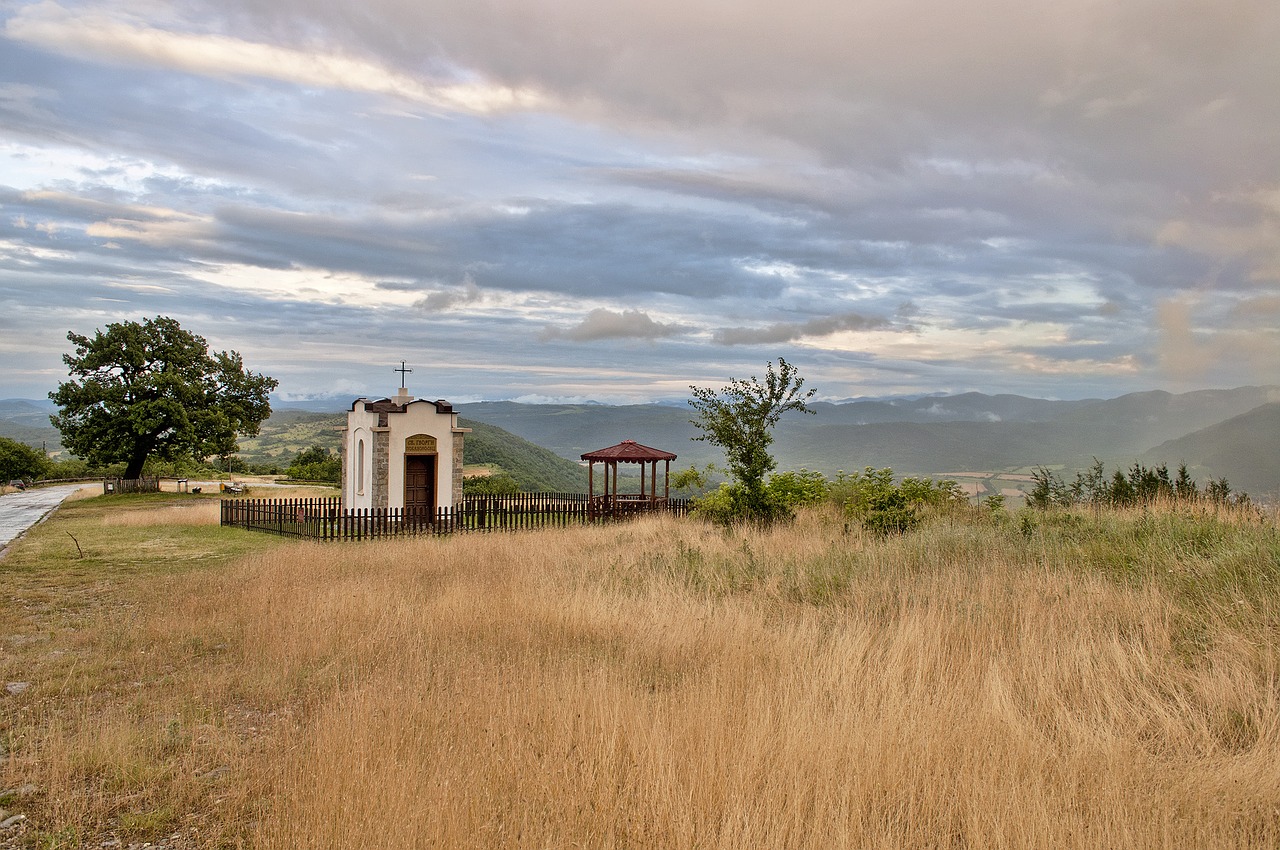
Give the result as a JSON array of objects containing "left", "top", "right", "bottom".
[{"left": 581, "top": 440, "right": 677, "bottom": 462}]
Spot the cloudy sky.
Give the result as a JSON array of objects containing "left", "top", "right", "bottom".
[{"left": 1, "top": 0, "right": 1277, "bottom": 404}]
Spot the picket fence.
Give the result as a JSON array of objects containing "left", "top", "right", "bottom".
[{"left": 220, "top": 492, "right": 691, "bottom": 540}]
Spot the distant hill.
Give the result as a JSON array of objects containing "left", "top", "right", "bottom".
[
  {"left": 236, "top": 408, "right": 585, "bottom": 492},
  {"left": 460, "top": 386, "right": 1280, "bottom": 496},
  {"left": 5, "top": 386, "right": 1278, "bottom": 496},
  {"left": 0, "top": 398, "right": 56, "bottom": 426},
  {"left": 237, "top": 409, "right": 345, "bottom": 463},
  {"left": 457, "top": 401, "right": 699, "bottom": 462},
  {"left": 459, "top": 419, "right": 586, "bottom": 492},
  {"left": 0, "top": 399, "right": 62, "bottom": 452},
  {"left": 1142, "top": 403, "right": 1280, "bottom": 499},
  {"left": 1050, "top": 387, "right": 1280, "bottom": 458}
]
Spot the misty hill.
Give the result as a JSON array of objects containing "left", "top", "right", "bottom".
[
  {"left": 459, "top": 386, "right": 1280, "bottom": 496},
  {"left": 1052, "top": 387, "right": 1280, "bottom": 458},
  {"left": 0, "top": 398, "right": 56, "bottom": 426},
  {"left": 1142, "top": 403, "right": 1280, "bottom": 499},
  {"left": 807, "top": 393, "right": 1093, "bottom": 425},
  {"left": 0, "top": 399, "right": 61, "bottom": 452}
]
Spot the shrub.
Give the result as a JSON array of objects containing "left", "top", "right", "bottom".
[
  {"left": 463, "top": 473, "right": 520, "bottom": 496},
  {"left": 691, "top": 481, "right": 794, "bottom": 526},
  {"left": 287, "top": 445, "right": 341, "bottom": 483},
  {"left": 835, "top": 467, "right": 964, "bottom": 535},
  {"left": 766, "top": 469, "right": 830, "bottom": 509}
]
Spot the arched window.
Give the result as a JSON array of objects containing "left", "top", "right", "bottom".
[{"left": 356, "top": 438, "right": 366, "bottom": 495}]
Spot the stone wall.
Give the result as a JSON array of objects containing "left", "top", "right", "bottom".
[
  {"left": 373, "top": 429, "right": 390, "bottom": 509},
  {"left": 452, "top": 433, "right": 465, "bottom": 506}
]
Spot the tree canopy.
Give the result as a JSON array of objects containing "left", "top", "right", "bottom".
[
  {"left": 688, "top": 358, "right": 816, "bottom": 523},
  {"left": 49, "top": 316, "right": 278, "bottom": 479},
  {"left": 0, "top": 436, "right": 47, "bottom": 483}
]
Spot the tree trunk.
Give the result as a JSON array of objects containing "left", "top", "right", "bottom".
[{"left": 123, "top": 452, "right": 148, "bottom": 480}]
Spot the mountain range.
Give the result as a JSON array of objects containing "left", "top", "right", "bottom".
[{"left": 3, "top": 386, "right": 1278, "bottom": 499}]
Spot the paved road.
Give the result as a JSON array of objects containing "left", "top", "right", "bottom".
[{"left": 0, "top": 484, "right": 92, "bottom": 550}]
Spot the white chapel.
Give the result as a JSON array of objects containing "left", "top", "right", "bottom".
[{"left": 339, "top": 384, "right": 469, "bottom": 516}]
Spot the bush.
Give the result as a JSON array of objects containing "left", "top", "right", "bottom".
[
  {"left": 766, "top": 469, "right": 830, "bottom": 509},
  {"left": 835, "top": 467, "right": 964, "bottom": 535},
  {"left": 670, "top": 464, "right": 722, "bottom": 498},
  {"left": 691, "top": 482, "right": 794, "bottom": 526},
  {"left": 689, "top": 468, "right": 831, "bottom": 526},
  {"left": 463, "top": 473, "right": 520, "bottom": 496},
  {"left": 287, "top": 445, "right": 341, "bottom": 483}
]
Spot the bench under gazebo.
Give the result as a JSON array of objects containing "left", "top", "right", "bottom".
[{"left": 581, "top": 440, "right": 677, "bottom": 520}]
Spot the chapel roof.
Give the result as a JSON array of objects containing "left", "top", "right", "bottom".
[{"left": 350, "top": 397, "right": 454, "bottom": 414}]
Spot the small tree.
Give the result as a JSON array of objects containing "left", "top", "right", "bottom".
[
  {"left": 287, "top": 445, "right": 341, "bottom": 483},
  {"left": 1174, "top": 463, "right": 1198, "bottom": 501},
  {"left": 1027, "top": 466, "right": 1070, "bottom": 509},
  {"left": 0, "top": 437, "right": 48, "bottom": 483},
  {"left": 688, "top": 358, "right": 816, "bottom": 524},
  {"left": 50, "top": 316, "right": 277, "bottom": 479}
]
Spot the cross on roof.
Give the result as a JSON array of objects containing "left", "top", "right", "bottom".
[{"left": 394, "top": 360, "right": 412, "bottom": 389}]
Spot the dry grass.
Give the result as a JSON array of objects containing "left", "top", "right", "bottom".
[
  {"left": 101, "top": 502, "right": 222, "bottom": 527},
  {"left": 3, "top": 501, "right": 1279, "bottom": 847}
]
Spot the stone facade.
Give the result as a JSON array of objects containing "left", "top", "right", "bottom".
[
  {"left": 339, "top": 389, "right": 469, "bottom": 512},
  {"left": 452, "top": 433, "right": 465, "bottom": 505},
  {"left": 372, "top": 428, "right": 390, "bottom": 510}
]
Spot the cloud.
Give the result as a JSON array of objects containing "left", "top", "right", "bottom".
[
  {"left": 1, "top": 0, "right": 1278, "bottom": 401},
  {"left": 714, "top": 312, "right": 892, "bottom": 346},
  {"left": 541, "top": 309, "right": 689, "bottom": 342},
  {"left": 1156, "top": 185, "right": 1280, "bottom": 284},
  {"left": 414, "top": 277, "right": 484, "bottom": 311},
  {"left": 4, "top": 3, "right": 545, "bottom": 115}
]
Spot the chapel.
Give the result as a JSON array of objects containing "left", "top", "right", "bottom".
[{"left": 339, "top": 385, "right": 469, "bottom": 516}]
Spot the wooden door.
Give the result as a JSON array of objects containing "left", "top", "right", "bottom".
[{"left": 404, "top": 454, "right": 437, "bottom": 523}]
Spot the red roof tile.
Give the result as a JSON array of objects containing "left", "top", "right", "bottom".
[{"left": 580, "top": 440, "right": 677, "bottom": 462}]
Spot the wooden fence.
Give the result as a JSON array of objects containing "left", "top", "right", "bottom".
[
  {"left": 220, "top": 493, "right": 691, "bottom": 540},
  {"left": 104, "top": 476, "right": 160, "bottom": 495}
]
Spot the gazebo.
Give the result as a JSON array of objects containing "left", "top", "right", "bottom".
[{"left": 581, "top": 440, "right": 678, "bottom": 520}]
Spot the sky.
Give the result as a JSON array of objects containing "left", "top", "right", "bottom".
[{"left": 1, "top": 0, "right": 1277, "bottom": 405}]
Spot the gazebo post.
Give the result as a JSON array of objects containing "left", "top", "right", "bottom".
[{"left": 588, "top": 460, "right": 595, "bottom": 519}]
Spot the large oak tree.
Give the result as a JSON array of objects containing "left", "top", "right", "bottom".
[{"left": 50, "top": 317, "right": 278, "bottom": 479}]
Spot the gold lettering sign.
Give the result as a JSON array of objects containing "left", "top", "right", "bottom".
[{"left": 405, "top": 434, "right": 438, "bottom": 454}]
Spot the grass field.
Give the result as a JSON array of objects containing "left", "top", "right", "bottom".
[{"left": 2, "top": 493, "right": 1279, "bottom": 847}]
